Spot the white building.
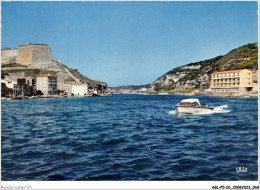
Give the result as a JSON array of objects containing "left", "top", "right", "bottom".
[
  {"left": 1, "top": 79, "right": 18, "bottom": 96},
  {"left": 140, "top": 88, "right": 148, "bottom": 93},
  {"left": 1, "top": 79, "right": 17, "bottom": 89},
  {"left": 72, "top": 83, "right": 88, "bottom": 96},
  {"left": 36, "top": 74, "right": 57, "bottom": 95}
]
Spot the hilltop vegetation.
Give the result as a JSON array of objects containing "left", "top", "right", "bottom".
[
  {"left": 166, "top": 56, "right": 223, "bottom": 75},
  {"left": 68, "top": 69, "right": 105, "bottom": 87},
  {"left": 1, "top": 69, "right": 58, "bottom": 77},
  {"left": 1, "top": 63, "right": 28, "bottom": 68},
  {"left": 214, "top": 43, "right": 258, "bottom": 71}
]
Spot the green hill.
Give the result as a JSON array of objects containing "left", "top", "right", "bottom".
[{"left": 151, "top": 43, "right": 258, "bottom": 92}]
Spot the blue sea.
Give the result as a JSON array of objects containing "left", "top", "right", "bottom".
[{"left": 1, "top": 95, "right": 258, "bottom": 181}]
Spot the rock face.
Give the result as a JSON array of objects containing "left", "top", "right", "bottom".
[
  {"left": 150, "top": 56, "right": 222, "bottom": 92},
  {"left": 150, "top": 43, "right": 258, "bottom": 92}
]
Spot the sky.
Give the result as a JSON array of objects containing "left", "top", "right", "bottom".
[{"left": 1, "top": 1, "right": 258, "bottom": 87}]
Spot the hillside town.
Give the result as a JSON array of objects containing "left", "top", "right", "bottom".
[{"left": 1, "top": 43, "right": 107, "bottom": 99}]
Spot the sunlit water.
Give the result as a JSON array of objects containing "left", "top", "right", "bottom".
[{"left": 1, "top": 95, "right": 258, "bottom": 180}]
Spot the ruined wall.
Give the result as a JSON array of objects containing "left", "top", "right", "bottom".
[
  {"left": 17, "top": 44, "right": 52, "bottom": 66},
  {"left": 1, "top": 49, "right": 18, "bottom": 64}
]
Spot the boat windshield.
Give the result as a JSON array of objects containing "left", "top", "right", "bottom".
[
  {"left": 180, "top": 102, "right": 192, "bottom": 106},
  {"left": 180, "top": 102, "right": 200, "bottom": 106}
]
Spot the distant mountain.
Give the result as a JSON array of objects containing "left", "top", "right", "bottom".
[
  {"left": 110, "top": 84, "right": 151, "bottom": 90},
  {"left": 108, "top": 84, "right": 151, "bottom": 94},
  {"left": 150, "top": 43, "right": 258, "bottom": 92}
]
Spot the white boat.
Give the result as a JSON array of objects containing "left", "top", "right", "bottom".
[
  {"left": 175, "top": 98, "right": 214, "bottom": 114},
  {"left": 242, "top": 95, "right": 250, "bottom": 98}
]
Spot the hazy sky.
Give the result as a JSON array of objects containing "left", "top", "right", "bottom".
[{"left": 1, "top": 1, "right": 258, "bottom": 87}]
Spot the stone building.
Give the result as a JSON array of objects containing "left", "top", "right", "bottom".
[
  {"left": 57, "top": 79, "right": 65, "bottom": 92},
  {"left": 57, "top": 79, "right": 73, "bottom": 94},
  {"left": 1, "top": 43, "right": 63, "bottom": 69},
  {"left": 63, "top": 82, "right": 74, "bottom": 94},
  {"left": 71, "top": 83, "right": 88, "bottom": 96},
  {"left": 36, "top": 74, "right": 57, "bottom": 95},
  {"left": 17, "top": 44, "right": 52, "bottom": 67},
  {"left": 210, "top": 69, "right": 253, "bottom": 93},
  {"left": 1, "top": 77, "right": 36, "bottom": 97},
  {"left": 1, "top": 48, "right": 18, "bottom": 65},
  {"left": 17, "top": 78, "right": 35, "bottom": 96}
]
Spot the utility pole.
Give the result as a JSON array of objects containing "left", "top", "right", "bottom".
[{"left": 22, "top": 85, "right": 24, "bottom": 97}]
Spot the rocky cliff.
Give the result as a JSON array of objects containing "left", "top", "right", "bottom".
[{"left": 150, "top": 43, "right": 258, "bottom": 92}]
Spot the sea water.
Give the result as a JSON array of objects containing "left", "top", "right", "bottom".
[{"left": 1, "top": 95, "right": 258, "bottom": 180}]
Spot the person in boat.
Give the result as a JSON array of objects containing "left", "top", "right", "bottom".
[{"left": 192, "top": 102, "right": 200, "bottom": 107}]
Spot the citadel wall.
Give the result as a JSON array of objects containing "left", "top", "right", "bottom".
[
  {"left": 17, "top": 44, "right": 52, "bottom": 66},
  {"left": 1, "top": 48, "right": 18, "bottom": 64},
  {"left": 1, "top": 44, "right": 64, "bottom": 69}
]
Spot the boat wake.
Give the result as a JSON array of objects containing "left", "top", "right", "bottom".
[
  {"left": 213, "top": 105, "right": 231, "bottom": 113},
  {"left": 168, "top": 110, "right": 178, "bottom": 115},
  {"left": 168, "top": 105, "right": 231, "bottom": 115}
]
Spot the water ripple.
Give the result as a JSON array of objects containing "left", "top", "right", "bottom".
[{"left": 1, "top": 95, "right": 258, "bottom": 180}]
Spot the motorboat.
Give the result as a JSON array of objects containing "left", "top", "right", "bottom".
[{"left": 175, "top": 98, "right": 214, "bottom": 114}]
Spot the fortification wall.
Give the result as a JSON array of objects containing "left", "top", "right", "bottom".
[
  {"left": 2, "top": 44, "right": 66, "bottom": 70},
  {"left": 17, "top": 44, "right": 52, "bottom": 66},
  {"left": 1, "top": 49, "right": 18, "bottom": 64}
]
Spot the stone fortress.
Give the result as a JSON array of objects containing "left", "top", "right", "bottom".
[
  {"left": 2, "top": 43, "right": 63, "bottom": 69},
  {"left": 1, "top": 43, "right": 107, "bottom": 97}
]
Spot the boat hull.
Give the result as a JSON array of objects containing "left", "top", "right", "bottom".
[{"left": 176, "top": 106, "right": 214, "bottom": 114}]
